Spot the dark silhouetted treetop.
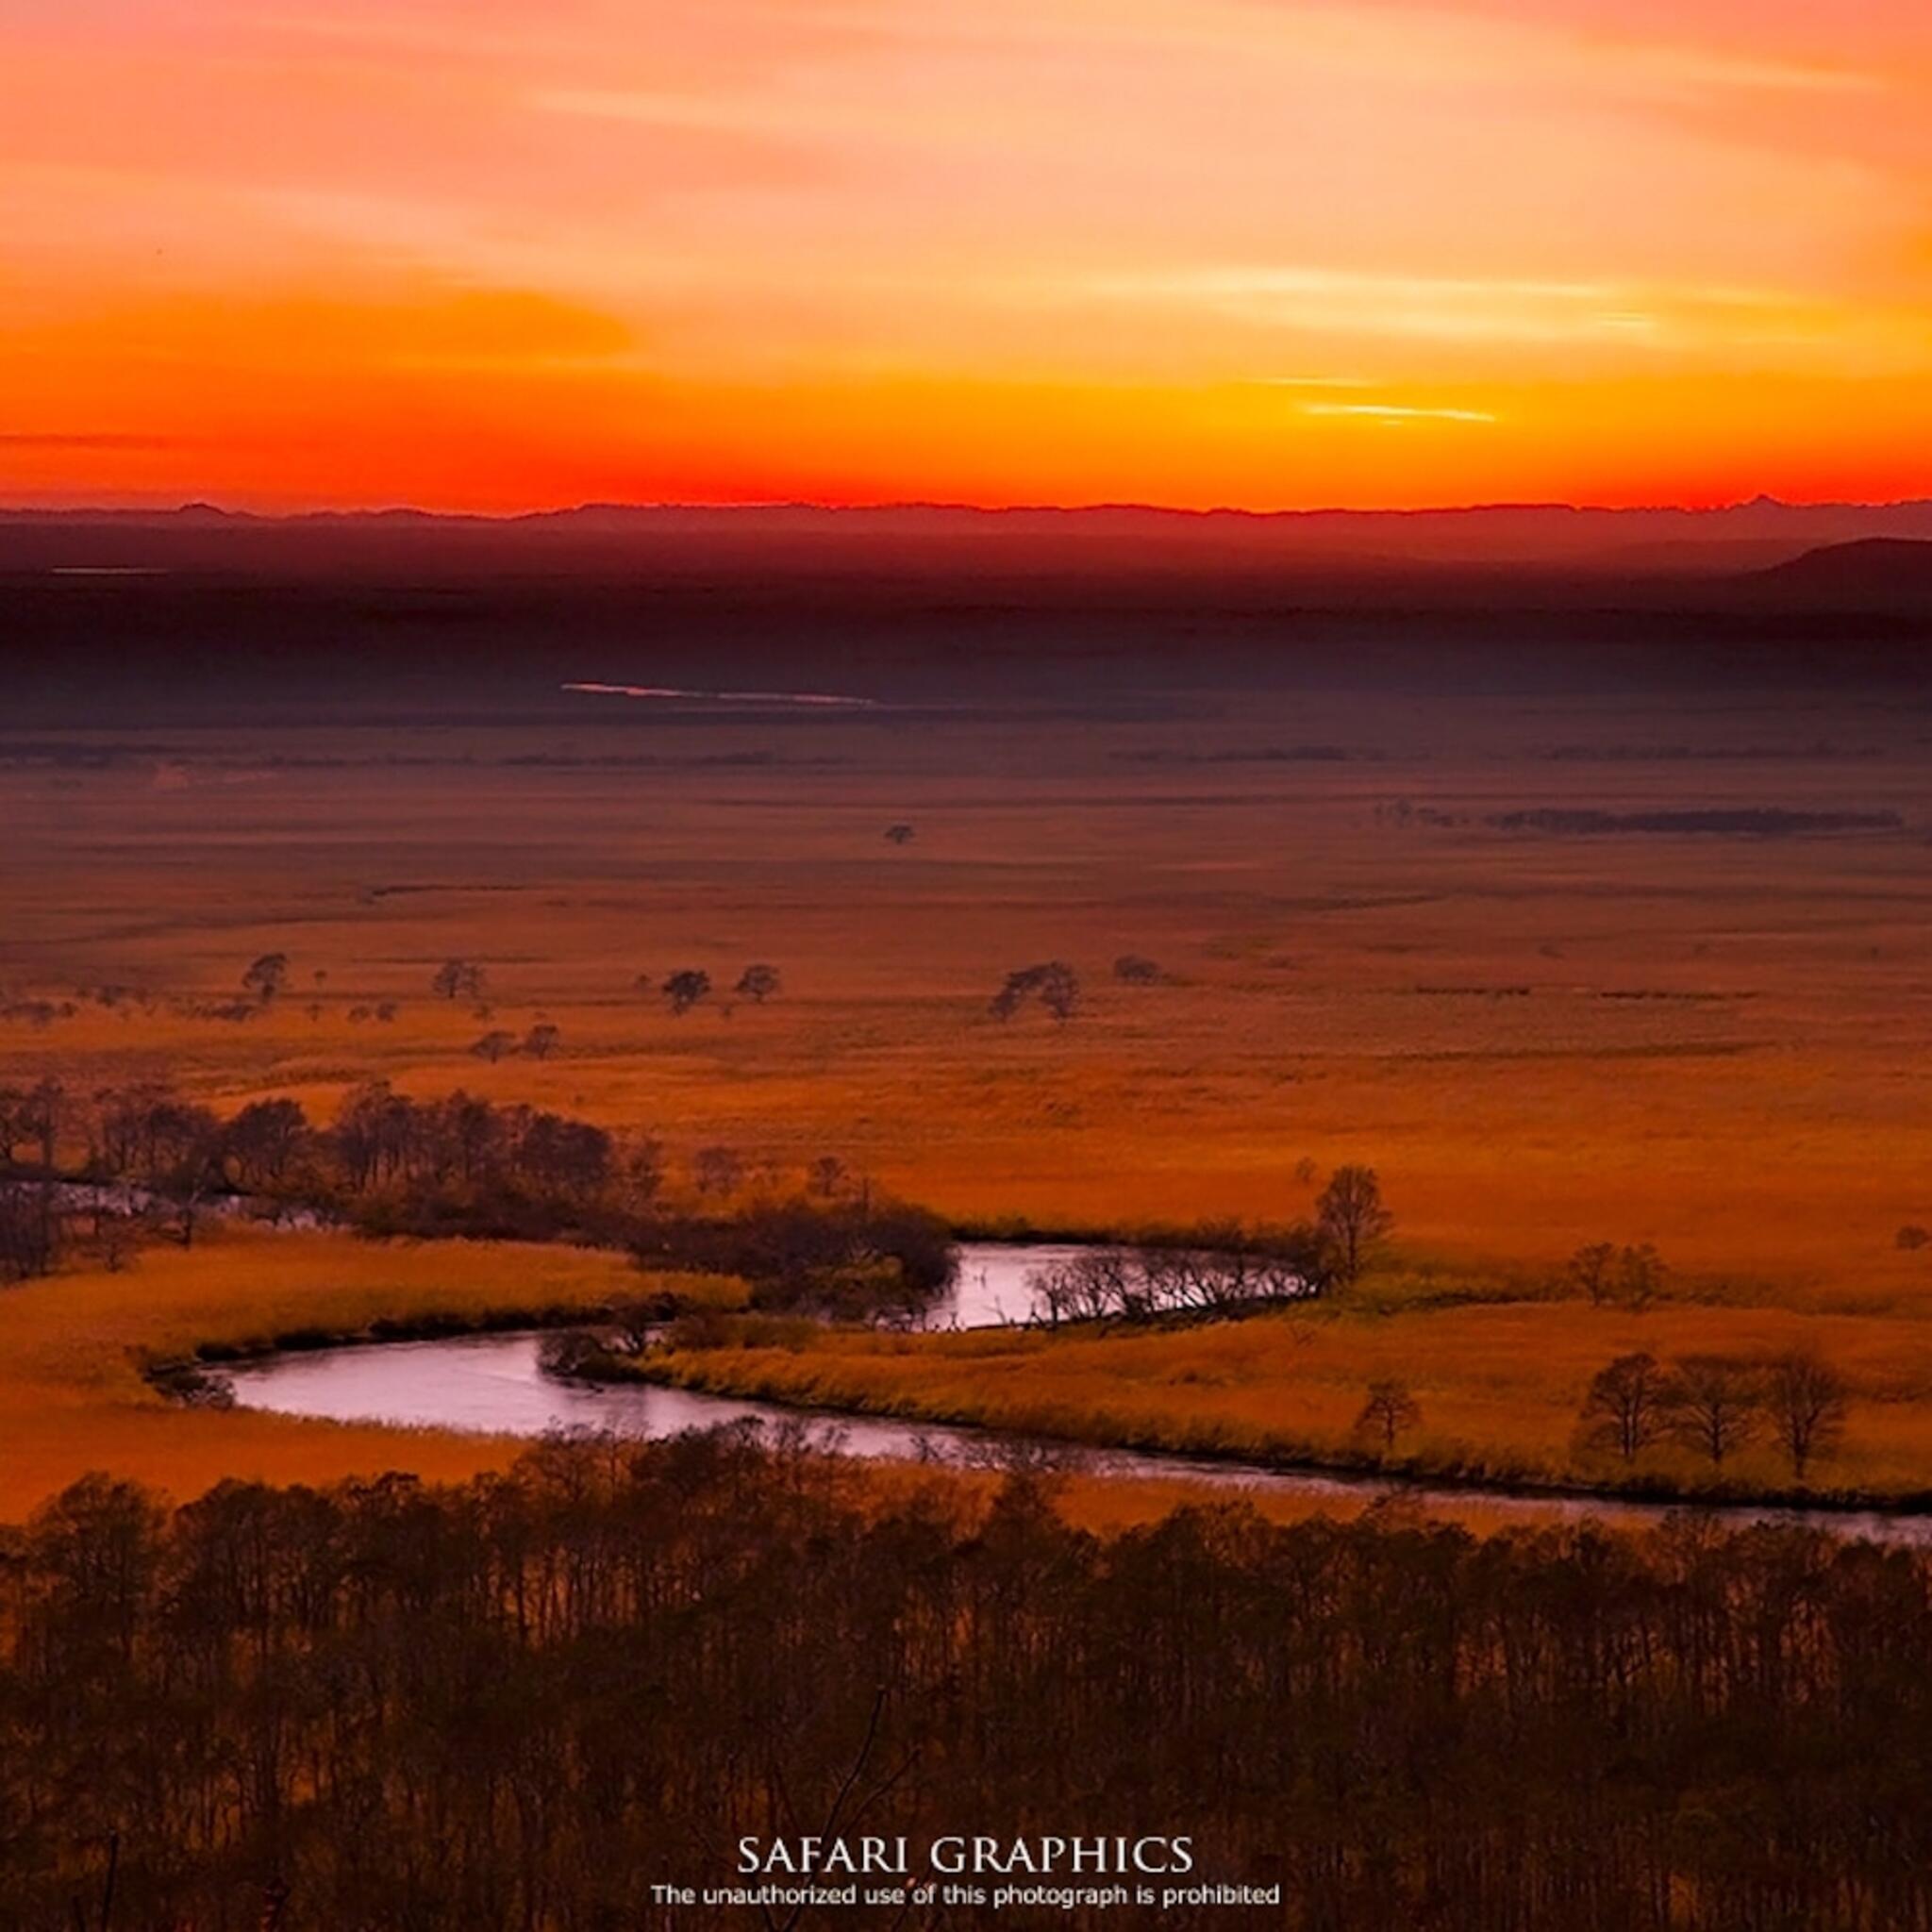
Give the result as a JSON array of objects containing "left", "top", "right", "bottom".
[
  {"left": 991, "top": 961, "right": 1079, "bottom": 1023},
  {"left": 241, "top": 951, "right": 291, "bottom": 1001},
  {"left": 735, "top": 963, "right": 781, "bottom": 1004},
  {"left": 662, "top": 969, "right": 711, "bottom": 1015}
]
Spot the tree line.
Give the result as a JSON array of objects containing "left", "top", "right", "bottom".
[
  {"left": 0, "top": 1078, "right": 949, "bottom": 1312},
  {"left": 1581, "top": 1349, "right": 1852, "bottom": 1480},
  {"left": 2, "top": 1435, "right": 1930, "bottom": 1930}
]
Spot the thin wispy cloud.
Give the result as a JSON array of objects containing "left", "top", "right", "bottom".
[{"left": 1299, "top": 403, "right": 1500, "bottom": 425}]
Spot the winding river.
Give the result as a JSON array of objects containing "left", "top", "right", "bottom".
[{"left": 221, "top": 1243, "right": 1932, "bottom": 1545}]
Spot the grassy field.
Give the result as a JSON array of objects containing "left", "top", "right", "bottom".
[
  {"left": 7, "top": 678, "right": 1932, "bottom": 1512},
  {"left": 0, "top": 1224, "right": 655, "bottom": 1517},
  {"left": 640, "top": 1280, "right": 1932, "bottom": 1500}
]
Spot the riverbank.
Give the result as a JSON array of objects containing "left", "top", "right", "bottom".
[
  {"left": 605, "top": 1292, "right": 1932, "bottom": 1512},
  {"left": 0, "top": 1224, "right": 700, "bottom": 1517}
]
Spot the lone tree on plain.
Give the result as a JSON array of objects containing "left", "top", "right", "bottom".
[
  {"left": 1317, "top": 1165, "right": 1394, "bottom": 1285},
  {"left": 470, "top": 1029, "right": 515, "bottom": 1064},
  {"left": 1580, "top": 1352, "right": 1675, "bottom": 1463},
  {"left": 884, "top": 823, "right": 915, "bottom": 845},
  {"left": 1358, "top": 1379, "right": 1421, "bottom": 1454},
  {"left": 735, "top": 964, "right": 781, "bottom": 1005},
  {"left": 991, "top": 961, "right": 1080, "bottom": 1024},
  {"left": 241, "top": 952, "right": 291, "bottom": 1003},
  {"left": 663, "top": 970, "right": 710, "bottom": 1016},
  {"left": 1673, "top": 1356, "right": 1761, "bottom": 1468},
  {"left": 1113, "top": 954, "right": 1161, "bottom": 985},
  {"left": 524, "top": 1022, "right": 561, "bottom": 1060},
  {"left": 1764, "top": 1350, "right": 1849, "bottom": 1481},
  {"left": 432, "top": 958, "right": 487, "bottom": 1002}
]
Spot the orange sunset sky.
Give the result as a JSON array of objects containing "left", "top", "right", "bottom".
[{"left": 5, "top": 0, "right": 1932, "bottom": 512}]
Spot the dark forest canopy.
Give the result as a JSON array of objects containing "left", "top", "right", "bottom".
[{"left": 2, "top": 1434, "right": 1930, "bottom": 1930}]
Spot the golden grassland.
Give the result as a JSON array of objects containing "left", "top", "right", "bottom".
[
  {"left": 0, "top": 1224, "right": 653, "bottom": 1519},
  {"left": 7, "top": 707, "right": 1932, "bottom": 1293},
  {"left": 642, "top": 1278, "right": 1932, "bottom": 1501},
  {"left": 8, "top": 693, "right": 1932, "bottom": 1517}
]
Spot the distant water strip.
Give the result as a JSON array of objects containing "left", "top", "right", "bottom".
[{"left": 563, "top": 680, "right": 880, "bottom": 709}]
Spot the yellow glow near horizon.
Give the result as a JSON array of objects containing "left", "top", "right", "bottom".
[{"left": 4, "top": 0, "right": 1932, "bottom": 509}]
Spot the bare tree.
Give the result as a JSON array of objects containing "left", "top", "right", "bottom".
[
  {"left": 1617, "top": 1242, "right": 1667, "bottom": 1310},
  {"left": 470, "top": 1029, "right": 516, "bottom": 1064},
  {"left": 735, "top": 964, "right": 781, "bottom": 1005},
  {"left": 1673, "top": 1356, "right": 1761, "bottom": 1468},
  {"left": 1764, "top": 1350, "right": 1849, "bottom": 1481},
  {"left": 1564, "top": 1241, "right": 1618, "bottom": 1305},
  {"left": 524, "top": 1023, "right": 561, "bottom": 1060},
  {"left": 1317, "top": 1166, "right": 1394, "bottom": 1285},
  {"left": 431, "top": 958, "right": 487, "bottom": 1002},
  {"left": 1580, "top": 1352, "right": 1675, "bottom": 1463},
  {"left": 663, "top": 970, "right": 711, "bottom": 1016},
  {"left": 1357, "top": 1379, "right": 1421, "bottom": 1453}
]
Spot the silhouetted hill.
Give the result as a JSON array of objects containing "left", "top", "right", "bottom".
[{"left": 1740, "top": 539, "right": 1932, "bottom": 610}]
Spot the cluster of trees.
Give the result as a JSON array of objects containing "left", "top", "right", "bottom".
[
  {"left": 1581, "top": 1349, "right": 1851, "bottom": 1479},
  {"left": 633, "top": 965, "right": 782, "bottom": 1016},
  {"left": 987, "top": 951, "right": 1166, "bottom": 1015},
  {"left": 4, "top": 1439, "right": 1931, "bottom": 1930},
  {"left": 471, "top": 1021, "right": 561, "bottom": 1063},
  {"left": 1018, "top": 1169, "right": 1392, "bottom": 1324},
  {"left": 636, "top": 1195, "right": 955, "bottom": 1322},
  {"left": 1024, "top": 1226, "right": 1327, "bottom": 1324},
  {"left": 1563, "top": 1241, "right": 1669, "bottom": 1308},
  {"left": 0, "top": 1077, "right": 942, "bottom": 1307}
]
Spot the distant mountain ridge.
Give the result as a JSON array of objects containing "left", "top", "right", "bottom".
[{"left": 7, "top": 496, "right": 1932, "bottom": 588}]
